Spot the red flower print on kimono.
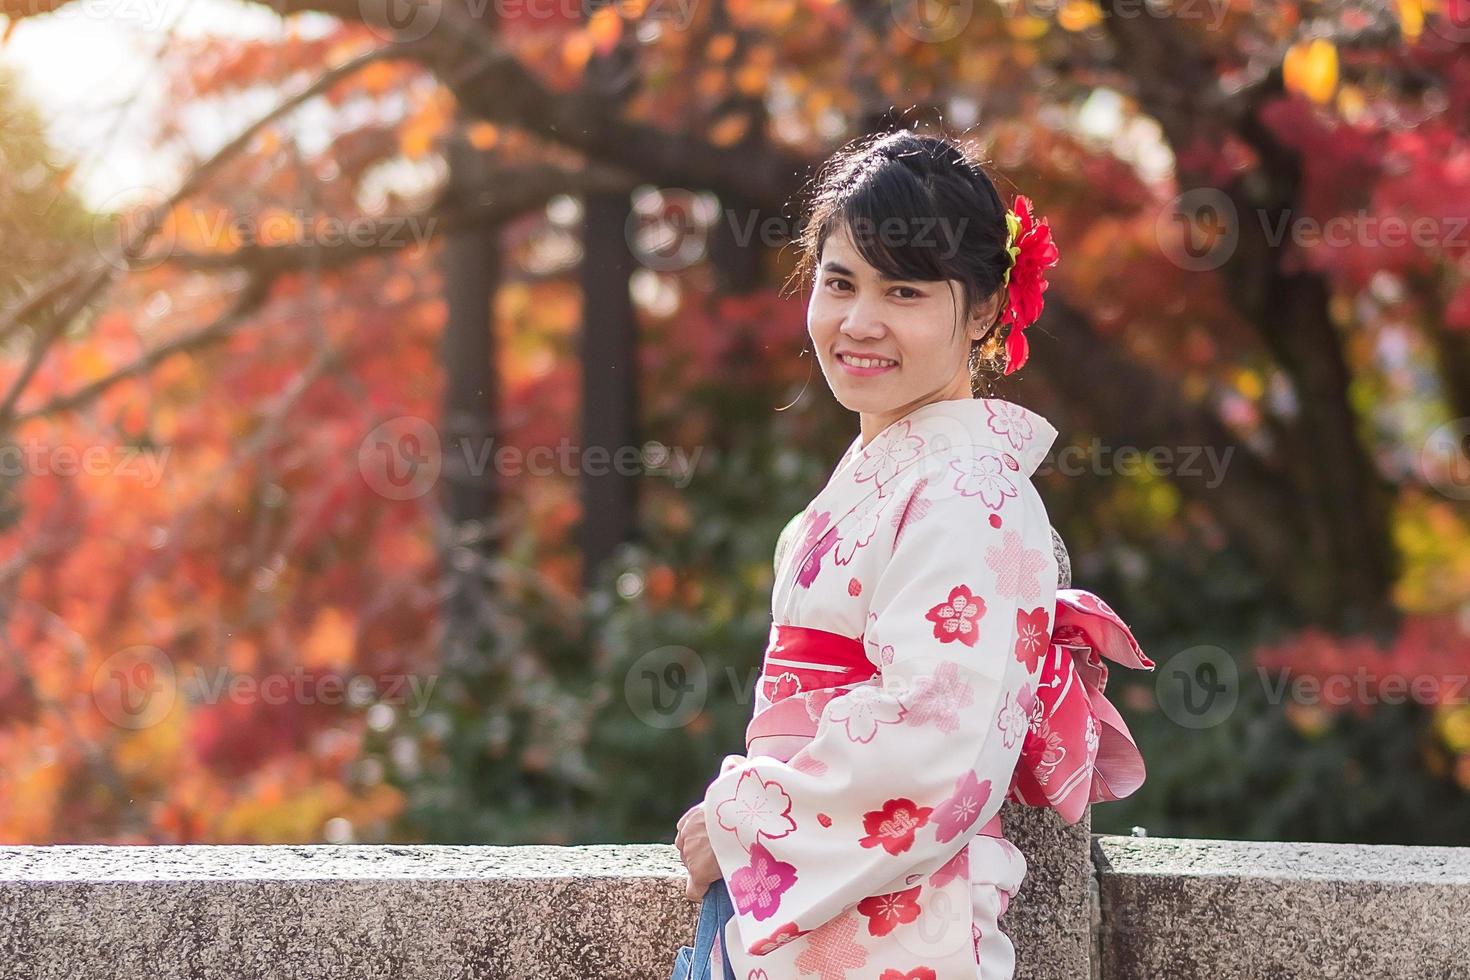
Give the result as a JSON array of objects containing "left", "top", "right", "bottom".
[
  {"left": 795, "top": 510, "right": 838, "bottom": 589},
  {"left": 881, "top": 970, "right": 937, "bottom": 980},
  {"left": 932, "top": 770, "right": 994, "bottom": 843},
  {"left": 794, "top": 910, "right": 869, "bottom": 980},
  {"left": 853, "top": 420, "right": 925, "bottom": 495},
  {"left": 902, "top": 661, "right": 976, "bottom": 734},
  {"left": 948, "top": 451, "right": 1019, "bottom": 511},
  {"left": 749, "top": 921, "right": 807, "bottom": 955},
  {"left": 728, "top": 841, "right": 798, "bottom": 921},
  {"left": 859, "top": 797, "right": 933, "bottom": 855},
  {"left": 1020, "top": 700, "right": 1066, "bottom": 786},
  {"left": 856, "top": 884, "right": 922, "bottom": 937},
  {"left": 985, "top": 529, "right": 1048, "bottom": 602},
  {"left": 927, "top": 844, "right": 970, "bottom": 888},
  {"left": 997, "top": 683, "right": 1033, "bottom": 750},
  {"left": 826, "top": 683, "right": 907, "bottom": 743},
  {"left": 714, "top": 770, "right": 797, "bottom": 850},
  {"left": 1014, "top": 606, "right": 1051, "bottom": 671},
  {"left": 923, "top": 584, "right": 987, "bottom": 646},
  {"left": 766, "top": 671, "right": 802, "bottom": 704}
]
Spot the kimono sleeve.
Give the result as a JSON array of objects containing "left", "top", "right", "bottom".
[{"left": 700, "top": 468, "right": 1059, "bottom": 956}]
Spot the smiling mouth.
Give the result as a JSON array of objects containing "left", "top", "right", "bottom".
[{"left": 837, "top": 353, "right": 899, "bottom": 368}]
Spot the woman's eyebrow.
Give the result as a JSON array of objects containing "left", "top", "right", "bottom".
[{"left": 819, "top": 261, "right": 906, "bottom": 282}]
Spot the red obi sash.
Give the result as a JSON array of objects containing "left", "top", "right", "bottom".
[{"left": 744, "top": 588, "right": 1155, "bottom": 829}]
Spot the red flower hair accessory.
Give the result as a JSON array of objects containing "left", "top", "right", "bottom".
[{"left": 996, "top": 195, "right": 1059, "bottom": 375}]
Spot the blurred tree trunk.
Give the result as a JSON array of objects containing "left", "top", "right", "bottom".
[
  {"left": 578, "top": 188, "right": 641, "bottom": 589},
  {"left": 439, "top": 125, "right": 503, "bottom": 668}
]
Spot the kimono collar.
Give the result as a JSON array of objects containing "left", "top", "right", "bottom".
[{"left": 846, "top": 396, "right": 1059, "bottom": 478}]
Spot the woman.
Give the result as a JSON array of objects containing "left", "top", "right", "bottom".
[{"left": 674, "top": 130, "right": 1154, "bottom": 979}]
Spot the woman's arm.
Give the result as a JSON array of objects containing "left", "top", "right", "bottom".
[{"left": 700, "top": 473, "right": 1058, "bottom": 956}]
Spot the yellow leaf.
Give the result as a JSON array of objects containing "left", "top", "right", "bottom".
[
  {"left": 1004, "top": 14, "right": 1050, "bottom": 40},
  {"left": 1283, "top": 37, "right": 1338, "bottom": 104},
  {"left": 1058, "top": 0, "right": 1102, "bottom": 31},
  {"left": 1396, "top": 0, "right": 1424, "bottom": 42}
]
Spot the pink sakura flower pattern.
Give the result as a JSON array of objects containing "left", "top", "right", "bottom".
[
  {"left": 860, "top": 797, "right": 933, "bottom": 855},
  {"left": 728, "top": 840, "right": 798, "bottom": 921},
  {"left": 857, "top": 884, "right": 922, "bottom": 937},
  {"left": 997, "top": 683, "right": 1032, "bottom": 750},
  {"left": 794, "top": 910, "right": 869, "bottom": 980},
  {"left": 789, "top": 748, "right": 828, "bottom": 776},
  {"left": 928, "top": 845, "right": 970, "bottom": 888},
  {"left": 714, "top": 770, "right": 796, "bottom": 851},
  {"left": 902, "top": 661, "right": 975, "bottom": 733},
  {"left": 795, "top": 511, "right": 838, "bottom": 589},
  {"left": 932, "top": 770, "right": 994, "bottom": 843},
  {"left": 881, "top": 969, "right": 937, "bottom": 980},
  {"left": 923, "top": 584, "right": 987, "bottom": 646},
  {"left": 853, "top": 421, "right": 925, "bottom": 496},
  {"left": 890, "top": 477, "right": 932, "bottom": 549},
  {"left": 749, "top": 920, "right": 807, "bottom": 955},
  {"left": 825, "top": 683, "right": 907, "bottom": 743},
  {"left": 985, "top": 529, "right": 1048, "bottom": 602},
  {"left": 833, "top": 493, "right": 882, "bottom": 565},
  {"left": 949, "top": 452, "right": 1018, "bottom": 510},
  {"left": 1014, "top": 606, "right": 1051, "bottom": 671},
  {"left": 985, "top": 399, "right": 1034, "bottom": 451}
]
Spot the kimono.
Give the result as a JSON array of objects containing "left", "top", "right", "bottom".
[{"left": 698, "top": 395, "right": 1155, "bottom": 980}]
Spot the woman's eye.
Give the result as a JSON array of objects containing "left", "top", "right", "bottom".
[
  {"left": 825, "top": 278, "right": 852, "bottom": 293},
  {"left": 893, "top": 286, "right": 921, "bottom": 299}
]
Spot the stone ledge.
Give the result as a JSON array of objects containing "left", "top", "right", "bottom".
[
  {"left": 1093, "top": 834, "right": 1470, "bottom": 979},
  {"left": 0, "top": 844, "right": 696, "bottom": 980}
]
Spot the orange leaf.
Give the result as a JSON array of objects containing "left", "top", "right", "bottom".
[
  {"left": 1283, "top": 37, "right": 1338, "bottom": 104},
  {"left": 467, "top": 122, "right": 498, "bottom": 150},
  {"left": 303, "top": 607, "right": 355, "bottom": 669},
  {"left": 588, "top": 7, "right": 622, "bottom": 55},
  {"left": 708, "top": 113, "right": 750, "bottom": 147}
]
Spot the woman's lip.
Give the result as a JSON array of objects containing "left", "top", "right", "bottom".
[{"left": 836, "top": 352, "right": 899, "bottom": 376}]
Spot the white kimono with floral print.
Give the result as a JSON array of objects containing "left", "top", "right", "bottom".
[{"left": 699, "top": 396, "right": 1062, "bottom": 980}]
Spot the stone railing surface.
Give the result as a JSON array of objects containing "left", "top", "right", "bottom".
[{"left": 2, "top": 810, "right": 1467, "bottom": 979}]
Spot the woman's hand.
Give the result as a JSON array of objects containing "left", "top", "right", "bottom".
[{"left": 675, "top": 754, "right": 746, "bottom": 902}]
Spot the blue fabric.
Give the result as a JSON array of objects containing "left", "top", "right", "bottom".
[{"left": 669, "top": 879, "right": 737, "bottom": 980}]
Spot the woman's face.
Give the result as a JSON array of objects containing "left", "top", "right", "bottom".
[{"left": 808, "top": 222, "right": 989, "bottom": 433}]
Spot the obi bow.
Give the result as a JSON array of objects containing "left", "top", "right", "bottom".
[
  {"left": 743, "top": 588, "right": 1155, "bottom": 827},
  {"left": 1006, "top": 588, "right": 1155, "bottom": 824}
]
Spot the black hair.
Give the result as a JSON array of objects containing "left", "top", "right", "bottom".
[{"left": 786, "top": 128, "right": 1017, "bottom": 396}]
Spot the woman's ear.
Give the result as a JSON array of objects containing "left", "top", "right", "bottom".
[{"left": 969, "top": 291, "right": 1003, "bottom": 341}]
